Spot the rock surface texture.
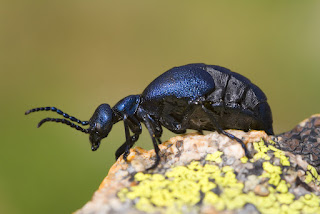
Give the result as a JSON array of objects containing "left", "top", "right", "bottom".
[
  {"left": 75, "top": 115, "right": 320, "bottom": 214},
  {"left": 273, "top": 114, "right": 320, "bottom": 172}
]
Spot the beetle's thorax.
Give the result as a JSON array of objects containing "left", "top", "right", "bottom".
[{"left": 112, "top": 95, "right": 141, "bottom": 122}]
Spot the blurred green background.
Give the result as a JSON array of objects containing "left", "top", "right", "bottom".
[{"left": 1, "top": 1, "right": 320, "bottom": 213}]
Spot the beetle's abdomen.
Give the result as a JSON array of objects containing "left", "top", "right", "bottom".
[
  {"left": 204, "top": 65, "right": 267, "bottom": 110},
  {"left": 142, "top": 64, "right": 215, "bottom": 101},
  {"left": 204, "top": 65, "right": 273, "bottom": 135}
]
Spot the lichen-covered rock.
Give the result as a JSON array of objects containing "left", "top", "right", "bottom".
[
  {"left": 273, "top": 114, "right": 320, "bottom": 172},
  {"left": 75, "top": 115, "right": 320, "bottom": 214}
]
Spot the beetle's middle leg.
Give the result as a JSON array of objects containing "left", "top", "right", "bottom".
[
  {"left": 144, "top": 118, "right": 161, "bottom": 170},
  {"left": 201, "top": 105, "right": 252, "bottom": 158},
  {"left": 178, "top": 103, "right": 205, "bottom": 134},
  {"left": 137, "top": 108, "right": 162, "bottom": 170},
  {"left": 159, "top": 115, "right": 186, "bottom": 134}
]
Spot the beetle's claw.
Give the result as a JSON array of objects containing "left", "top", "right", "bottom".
[
  {"left": 244, "top": 148, "right": 252, "bottom": 159},
  {"left": 123, "top": 151, "right": 129, "bottom": 162},
  {"left": 146, "top": 154, "right": 160, "bottom": 170}
]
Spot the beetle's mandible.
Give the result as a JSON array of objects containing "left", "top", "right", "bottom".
[{"left": 26, "top": 63, "right": 273, "bottom": 169}]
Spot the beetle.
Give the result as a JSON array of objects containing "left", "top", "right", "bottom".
[{"left": 26, "top": 63, "right": 273, "bottom": 169}]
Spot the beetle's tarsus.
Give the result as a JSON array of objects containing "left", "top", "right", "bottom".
[
  {"left": 147, "top": 151, "right": 161, "bottom": 170},
  {"left": 115, "top": 134, "right": 140, "bottom": 160},
  {"left": 221, "top": 130, "right": 252, "bottom": 158},
  {"left": 123, "top": 151, "right": 129, "bottom": 162}
]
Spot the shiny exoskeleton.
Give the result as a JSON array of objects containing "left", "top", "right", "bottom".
[{"left": 26, "top": 63, "right": 273, "bottom": 169}]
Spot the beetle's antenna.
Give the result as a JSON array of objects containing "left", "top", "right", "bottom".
[
  {"left": 37, "top": 118, "right": 90, "bottom": 134},
  {"left": 25, "top": 107, "right": 89, "bottom": 126}
]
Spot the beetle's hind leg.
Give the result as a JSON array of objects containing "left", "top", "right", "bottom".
[
  {"left": 201, "top": 105, "right": 252, "bottom": 158},
  {"left": 197, "top": 130, "right": 204, "bottom": 135}
]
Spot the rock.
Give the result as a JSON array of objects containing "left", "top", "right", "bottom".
[
  {"left": 273, "top": 114, "right": 320, "bottom": 172},
  {"left": 75, "top": 115, "right": 320, "bottom": 214}
]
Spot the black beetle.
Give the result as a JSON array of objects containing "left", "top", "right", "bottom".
[{"left": 26, "top": 63, "right": 273, "bottom": 169}]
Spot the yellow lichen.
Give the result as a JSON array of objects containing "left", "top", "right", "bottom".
[
  {"left": 240, "top": 156, "right": 248, "bottom": 163},
  {"left": 289, "top": 200, "right": 304, "bottom": 210},
  {"left": 205, "top": 151, "right": 223, "bottom": 163},
  {"left": 279, "top": 155, "right": 290, "bottom": 166},
  {"left": 253, "top": 151, "right": 271, "bottom": 161},
  {"left": 117, "top": 140, "right": 320, "bottom": 214},
  {"left": 253, "top": 140, "right": 271, "bottom": 161},
  {"left": 276, "top": 192, "right": 295, "bottom": 204},
  {"left": 135, "top": 197, "right": 155, "bottom": 213},
  {"left": 262, "top": 162, "right": 282, "bottom": 174},
  {"left": 300, "top": 193, "right": 320, "bottom": 207},
  {"left": 269, "top": 140, "right": 276, "bottom": 145},
  {"left": 305, "top": 171, "right": 314, "bottom": 184},
  {"left": 268, "top": 144, "right": 280, "bottom": 152},
  {"left": 259, "top": 162, "right": 282, "bottom": 186},
  {"left": 306, "top": 165, "right": 320, "bottom": 185},
  {"left": 276, "top": 180, "right": 289, "bottom": 193},
  {"left": 134, "top": 172, "right": 151, "bottom": 181},
  {"left": 252, "top": 140, "right": 291, "bottom": 167},
  {"left": 203, "top": 191, "right": 219, "bottom": 204}
]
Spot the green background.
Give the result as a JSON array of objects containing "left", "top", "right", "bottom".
[{"left": 1, "top": 1, "right": 320, "bottom": 213}]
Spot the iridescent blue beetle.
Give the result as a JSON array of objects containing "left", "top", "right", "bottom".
[{"left": 26, "top": 63, "right": 273, "bottom": 169}]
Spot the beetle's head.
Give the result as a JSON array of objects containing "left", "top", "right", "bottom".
[
  {"left": 88, "top": 104, "right": 114, "bottom": 151},
  {"left": 25, "top": 103, "right": 114, "bottom": 152}
]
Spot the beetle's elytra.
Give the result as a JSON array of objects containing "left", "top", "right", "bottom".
[{"left": 26, "top": 63, "right": 273, "bottom": 169}]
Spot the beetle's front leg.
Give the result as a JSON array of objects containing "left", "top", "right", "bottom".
[
  {"left": 117, "top": 115, "right": 142, "bottom": 161},
  {"left": 115, "top": 133, "right": 140, "bottom": 160},
  {"left": 121, "top": 115, "right": 132, "bottom": 161}
]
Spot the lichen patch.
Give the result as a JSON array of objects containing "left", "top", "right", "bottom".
[{"left": 117, "top": 140, "right": 320, "bottom": 213}]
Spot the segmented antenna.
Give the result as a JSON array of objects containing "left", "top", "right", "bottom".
[
  {"left": 25, "top": 107, "right": 89, "bottom": 126},
  {"left": 38, "top": 118, "right": 90, "bottom": 134}
]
